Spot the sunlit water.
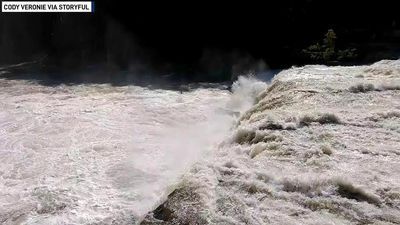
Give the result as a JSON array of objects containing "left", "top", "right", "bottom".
[
  {"left": 143, "top": 60, "right": 400, "bottom": 225},
  {"left": 0, "top": 76, "right": 266, "bottom": 224}
]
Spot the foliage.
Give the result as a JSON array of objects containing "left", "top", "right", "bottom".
[{"left": 302, "top": 29, "right": 357, "bottom": 64}]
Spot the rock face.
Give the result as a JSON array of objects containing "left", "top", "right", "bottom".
[{"left": 142, "top": 60, "right": 400, "bottom": 225}]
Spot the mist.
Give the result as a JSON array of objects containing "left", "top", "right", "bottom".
[{"left": 1, "top": 1, "right": 399, "bottom": 224}]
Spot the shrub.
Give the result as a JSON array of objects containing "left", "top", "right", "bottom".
[{"left": 302, "top": 29, "right": 358, "bottom": 64}]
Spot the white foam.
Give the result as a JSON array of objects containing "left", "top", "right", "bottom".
[
  {"left": 0, "top": 76, "right": 266, "bottom": 224},
  {"left": 145, "top": 60, "right": 400, "bottom": 225}
]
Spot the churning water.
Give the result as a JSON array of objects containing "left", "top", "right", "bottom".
[{"left": 0, "top": 75, "right": 266, "bottom": 224}]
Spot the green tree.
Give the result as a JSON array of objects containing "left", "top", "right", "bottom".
[{"left": 302, "top": 29, "right": 357, "bottom": 64}]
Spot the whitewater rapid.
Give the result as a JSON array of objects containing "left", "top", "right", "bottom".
[
  {"left": 4, "top": 60, "right": 399, "bottom": 225},
  {"left": 0, "top": 75, "right": 266, "bottom": 224},
  {"left": 143, "top": 60, "right": 400, "bottom": 225}
]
